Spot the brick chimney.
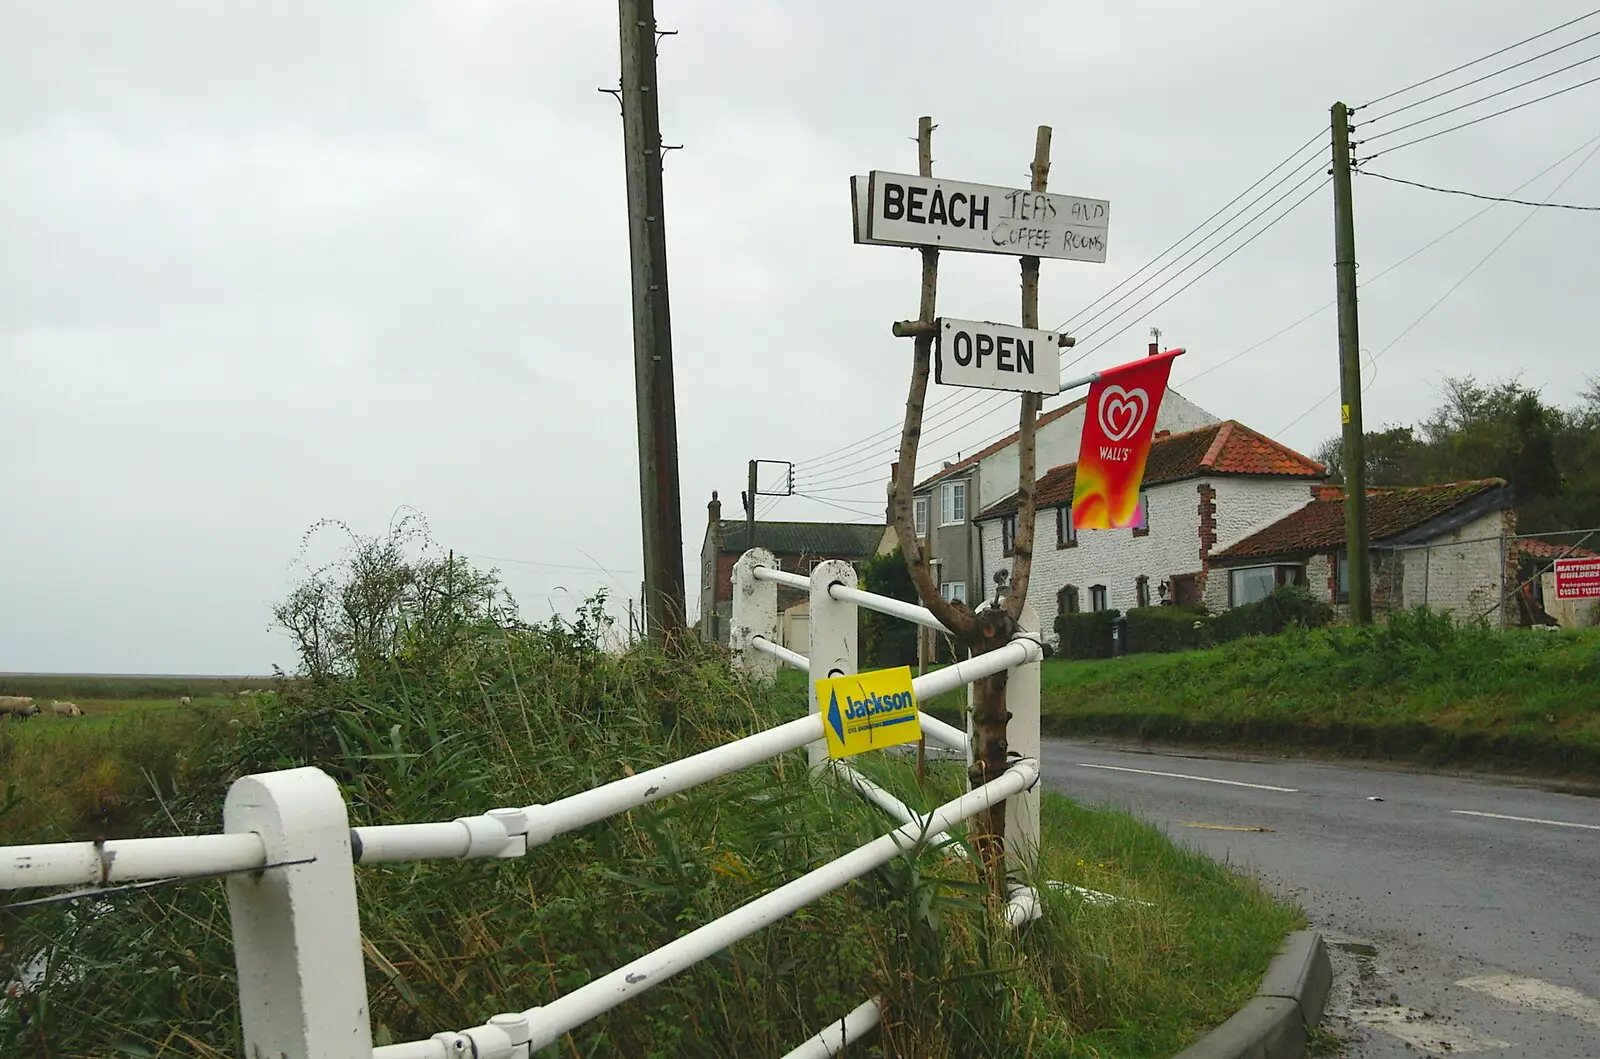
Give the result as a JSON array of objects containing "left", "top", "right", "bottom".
[
  {"left": 1148, "top": 341, "right": 1159, "bottom": 357},
  {"left": 708, "top": 490, "right": 721, "bottom": 525}
]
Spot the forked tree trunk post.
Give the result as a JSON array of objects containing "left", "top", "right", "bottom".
[{"left": 886, "top": 119, "right": 1053, "bottom": 901}]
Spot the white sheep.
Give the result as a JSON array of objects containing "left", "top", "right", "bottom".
[{"left": 50, "top": 701, "right": 83, "bottom": 717}]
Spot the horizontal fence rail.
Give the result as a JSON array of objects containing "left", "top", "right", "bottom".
[
  {"left": 752, "top": 634, "right": 810, "bottom": 670},
  {"left": 752, "top": 562, "right": 951, "bottom": 634},
  {"left": 1, "top": 717, "right": 829, "bottom": 888},
  {"left": 781, "top": 996, "right": 884, "bottom": 1059},
  {"left": 1, "top": 833, "right": 268, "bottom": 891},
  {"left": 374, "top": 760, "right": 1040, "bottom": 1058}
]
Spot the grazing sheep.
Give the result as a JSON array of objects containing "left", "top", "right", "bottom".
[
  {"left": 0, "top": 695, "right": 40, "bottom": 718},
  {"left": 50, "top": 701, "right": 83, "bottom": 718},
  {"left": 179, "top": 695, "right": 192, "bottom": 706}
]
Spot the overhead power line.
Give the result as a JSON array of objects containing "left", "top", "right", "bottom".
[
  {"left": 1180, "top": 126, "right": 1600, "bottom": 391},
  {"left": 1355, "top": 8, "right": 1600, "bottom": 110},
  {"left": 1057, "top": 151, "right": 1328, "bottom": 340},
  {"left": 1066, "top": 174, "right": 1332, "bottom": 360},
  {"left": 1358, "top": 51, "right": 1600, "bottom": 145},
  {"left": 1276, "top": 131, "right": 1600, "bottom": 437},
  {"left": 1362, "top": 71, "right": 1600, "bottom": 162},
  {"left": 1358, "top": 28, "right": 1600, "bottom": 125},
  {"left": 1359, "top": 170, "right": 1600, "bottom": 210},
  {"left": 1046, "top": 129, "right": 1324, "bottom": 334}
]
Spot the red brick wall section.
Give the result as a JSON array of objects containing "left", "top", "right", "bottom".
[
  {"left": 715, "top": 553, "right": 739, "bottom": 605},
  {"left": 1195, "top": 483, "right": 1218, "bottom": 599},
  {"left": 1197, "top": 483, "right": 1218, "bottom": 569}
]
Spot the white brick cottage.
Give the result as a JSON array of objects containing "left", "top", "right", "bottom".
[
  {"left": 908, "top": 381, "right": 1219, "bottom": 608},
  {"left": 1211, "top": 478, "right": 1517, "bottom": 622},
  {"left": 975, "top": 421, "right": 1327, "bottom": 619}
]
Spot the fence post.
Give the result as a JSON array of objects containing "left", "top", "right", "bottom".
[
  {"left": 731, "top": 548, "right": 778, "bottom": 681},
  {"left": 1006, "top": 603, "right": 1042, "bottom": 879},
  {"left": 224, "top": 767, "right": 373, "bottom": 1059},
  {"left": 808, "top": 559, "right": 859, "bottom": 770}
]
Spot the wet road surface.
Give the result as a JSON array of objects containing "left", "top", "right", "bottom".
[{"left": 1042, "top": 739, "right": 1600, "bottom": 1058}]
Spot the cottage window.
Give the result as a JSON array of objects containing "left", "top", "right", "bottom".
[
  {"left": 1230, "top": 564, "right": 1305, "bottom": 607},
  {"left": 1057, "top": 507, "right": 1078, "bottom": 548},
  {"left": 1132, "top": 491, "right": 1151, "bottom": 538},
  {"left": 1058, "top": 584, "right": 1080, "bottom": 615},
  {"left": 1337, "top": 554, "right": 1349, "bottom": 602},
  {"left": 1001, "top": 514, "right": 1018, "bottom": 556},
  {"left": 1089, "top": 584, "right": 1108, "bottom": 612},
  {"left": 1136, "top": 575, "right": 1151, "bottom": 608},
  {"left": 940, "top": 481, "right": 967, "bottom": 526},
  {"left": 913, "top": 496, "right": 929, "bottom": 537},
  {"left": 941, "top": 581, "right": 967, "bottom": 604},
  {"left": 1230, "top": 566, "right": 1277, "bottom": 606}
]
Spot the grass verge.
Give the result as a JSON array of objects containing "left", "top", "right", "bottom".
[{"left": 1032, "top": 614, "right": 1600, "bottom": 775}]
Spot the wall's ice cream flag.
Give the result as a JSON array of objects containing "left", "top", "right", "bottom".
[{"left": 1071, "top": 348, "right": 1185, "bottom": 530}]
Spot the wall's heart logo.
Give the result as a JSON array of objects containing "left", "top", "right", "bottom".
[{"left": 1098, "top": 385, "right": 1149, "bottom": 442}]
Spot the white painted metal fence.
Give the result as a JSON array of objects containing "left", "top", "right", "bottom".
[{"left": 0, "top": 551, "right": 1043, "bottom": 1059}]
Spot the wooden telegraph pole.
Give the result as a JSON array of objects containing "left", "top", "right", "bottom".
[
  {"left": 745, "top": 459, "right": 758, "bottom": 551},
  {"left": 1331, "top": 101, "right": 1371, "bottom": 623},
  {"left": 618, "top": 0, "right": 686, "bottom": 643}
]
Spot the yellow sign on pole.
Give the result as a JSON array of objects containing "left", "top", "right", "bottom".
[{"left": 815, "top": 666, "right": 923, "bottom": 760}]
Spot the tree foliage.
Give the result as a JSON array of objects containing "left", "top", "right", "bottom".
[
  {"left": 858, "top": 547, "right": 920, "bottom": 668},
  {"left": 1316, "top": 375, "right": 1599, "bottom": 532}
]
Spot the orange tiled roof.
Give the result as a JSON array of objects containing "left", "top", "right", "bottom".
[
  {"left": 1515, "top": 537, "right": 1599, "bottom": 559},
  {"left": 977, "top": 421, "right": 1324, "bottom": 519},
  {"left": 1213, "top": 480, "right": 1509, "bottom": 561}
]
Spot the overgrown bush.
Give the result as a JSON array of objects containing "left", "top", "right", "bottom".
[
  {"left": 1210, "top": 584, "right": 1333, "bottom": 644},
  {"left": 0, "top": 519, "right": 1107, "bottom": 1058},
  {"left": 1055, "top": 610, "right": 1121, "bottom": 659},
  {"left": 858, "top": 547, "right": 919, "bottom": 668},
  {"left": 1126, "top": 606, "right": 1212, "bottom": 654}
]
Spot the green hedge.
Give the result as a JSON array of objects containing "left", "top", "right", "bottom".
[
  {"left": 1126, "top": 606, "right": 1211, "bottom": 653},
  {"left": 1210, "top": 584, "right": 1333, "bottom": 642},
  {"left": 1054, "top": 610, "right": 1121, "bottom": 659}
]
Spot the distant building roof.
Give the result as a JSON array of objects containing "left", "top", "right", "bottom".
[
  {"left": 1213, "top": 479, "right": 1510, "bottom": 562},
  {"left": 1514, "top": 537, "right": 1599, "bottom": 559},
  {"left": 715, "top": 520, "right": 887, "bottom": 558},
  {"left": 976, "top": 421, "right": 1325, "bottom": 520},
  {"left": 914, "top": 395, "right": 1091, "bottom": 492}
]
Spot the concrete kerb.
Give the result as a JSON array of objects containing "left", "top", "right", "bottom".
[{"left": 1173, "top": 930, "right": 1331, "bottom": 1059}]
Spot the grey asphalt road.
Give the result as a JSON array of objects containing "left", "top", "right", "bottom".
[{"left": 1042, "top": 739, "right": 1600, "bottom": 1058}]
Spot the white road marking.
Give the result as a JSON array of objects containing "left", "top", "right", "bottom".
[
  {"left": 1451, "top": 810, "right": 1600, "bottom": 831},
  {"left": 1349, "top": 1006, "right": 1512, "bottom": 1053},
  {"left": 1077, "top": 762, "right": 1298, "bottom": 792},
  {"left": 1457, "top": 974, "right": 1600, "bottom": 1029}
]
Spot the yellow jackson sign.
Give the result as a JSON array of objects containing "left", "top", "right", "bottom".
[{"left": 815, "top": 666, "right": 922, "bottom": 760}]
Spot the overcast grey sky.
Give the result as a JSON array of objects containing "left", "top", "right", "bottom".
[{"left": 3, "top": 2, "right": 1596, "bottom": 674}]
